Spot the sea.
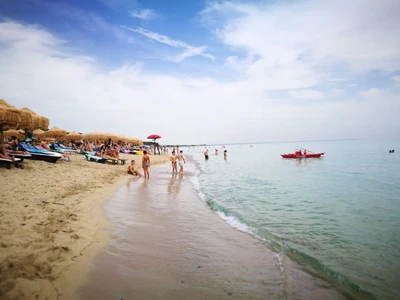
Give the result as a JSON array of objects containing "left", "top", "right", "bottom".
[{"left": 183, "top": 140, "right": 400, "bottom": 300}]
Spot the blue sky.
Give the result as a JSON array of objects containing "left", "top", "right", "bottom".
[{"left": 0, "top": 0, "right": 399, "bottom": 144}]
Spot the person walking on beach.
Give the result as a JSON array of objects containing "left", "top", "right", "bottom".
[
  {"left": 224, "top": 150, "right": 227, "bottom": 160},
  {"left": 142, "top": 150, "right": 150, "bottom": 179},
  {"left": 204, "top": 149, "right": 209, "bottom": 160},
  {"left": 215, "top": 149, "right": 218, "bottom": 155},
  {"left": 127, "top": 160, "right": 142, "bottom": 177},
  {"left": 170, "top": 151, "right": 178, "bottom": 173},
  {"left": 177, "top": 150, "right": 186, "bottom": 173}
]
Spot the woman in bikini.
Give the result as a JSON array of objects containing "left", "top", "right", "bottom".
[{"left": 142, "top": 150, "right": 150, "bottom": 179}]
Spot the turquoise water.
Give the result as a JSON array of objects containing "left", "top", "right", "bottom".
[{"left": 185, "top": 140, "right": 400, "bottom": 300}]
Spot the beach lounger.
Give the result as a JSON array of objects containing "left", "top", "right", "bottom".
[
  {"left": 0, "top": 157, "right": 22, "bottom": 169},
  {"left": 19, "top": 142, "right": 62, "bottom": 163},
  {"left": 5, "top": 152, "right": 32, "bottom": 162},
  {"left": 84, "top": 152, "right": 106, "bottom": 163},
  {"left": 55, "top": 144, "right": 77, "bottom": 153}
]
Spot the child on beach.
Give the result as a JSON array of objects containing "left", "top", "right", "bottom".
[
  {"left": 142, "top": 150, "right": 150, "bottom": 179},
  {"left": 170, "top": 151, "right": 178, "bottom": 173},
  {"left": 127, "top": 160, "right": 142, "bottom": 177},
  {"left": 177, "top": 150, "right": 186, "bottom": 173}
]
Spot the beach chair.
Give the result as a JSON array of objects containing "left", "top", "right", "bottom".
[
  {"left": 19, "top": 142, "right": 62, "bottom": 163},
  {"left": 0, "top": 157, "right": 23, "bottom": 169},
  {"left": 5, "top": 152, "right": 31, "bottom": 162},
  {"left": 84, "top": 152, "right": 106, "bottom": 163},
  {"left": 118, "top": 158, "right": 127, "bottom": 165}
]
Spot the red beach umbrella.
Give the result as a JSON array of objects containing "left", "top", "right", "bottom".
[
  {"left": 147, "top": 134, "right": 161, "bottom": 155},
  {"left": 147, "top": 134, "right": 161, "bottom": 139}
]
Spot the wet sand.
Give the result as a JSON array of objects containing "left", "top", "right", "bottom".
[
  {"left": 80, "top": 162, "right": 346, "bottom": 300},
  {"left": 0, "top": 153, "right": 170, "bottom": 300}
]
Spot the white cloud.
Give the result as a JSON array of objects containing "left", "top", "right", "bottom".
[
  {"left": 121, "top": 25, "right": 215, "bottom": 62},
  {"left": 130, "top": 9, "right": 156, "bottom": 20},
  {"left": 200, "top": 0, "right": 400, "bottom": 90},
  {"left": 289, "top": 89, "right": 324, "bottom": 100}
]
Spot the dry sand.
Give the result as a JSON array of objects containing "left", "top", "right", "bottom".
[{"left": 0, "top": 153, "right": 170, "bottom": 300}]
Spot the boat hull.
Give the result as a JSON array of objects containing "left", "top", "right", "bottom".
[{"left": 281, "top": 152, "right": 325, "bottom": 158}]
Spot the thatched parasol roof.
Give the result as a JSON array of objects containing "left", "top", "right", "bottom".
[
  {"left": 103, "top": 132, "right": 118, "bottom": 142},
  {"left": 82, "top": 131, "right": 107, "bottom": 141},
  {"left": 127, "top": 138, "right": 142, "bottom": 145},
  {"left": 65, "top": 130, "right": 82, "bottom": 141},
  {"left": 21, "top": 107, "right": 49, "bottom": 130},
  {"left": 33, "top": 129, "right": 45, "bottom": 139},
  {"left": 0, "top": 99, "right": 32, "bottom": 130},
  {"left": 4, "top": 129, "right": 24, "bottom": 140},
  {"left": 43, "top": 126, "right": 67, "bottom": 139}
]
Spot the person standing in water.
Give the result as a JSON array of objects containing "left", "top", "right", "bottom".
[
  {"left": 170, "top": 151, "right": 178, "bottom": 173},
  {"left": 204, "top": 149, "right": 209, "bottom": 160},
  {"left": 224, "top": 150, "right": 227, "bottom": 160},
  {"left": 142, "top": 150, "right": 150, "bottom": 179},
  {"left": 177, "top": 150, "right": 186, "bottom": 172}
]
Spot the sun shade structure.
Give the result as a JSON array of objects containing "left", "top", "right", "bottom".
[
  {"left": 4, "top": 129, "right": 24, "bottom": 140},
  {"left": 33, "top": 129, "right": 45, "bottom": 139},
  {"left": 147, "top": 134, "right": 161, "bottom": 155},
  {"left": 0, "top": 99, "right": 32, "bottom": 142},
  {"left": 21, "top": 107, "right": 49, "bottom": 130},
  {"left": 43, "top": 126, "right": 67, "bottom": 139},
  {"left": 65, "top": 130, "right": 82, "bottom": 141}
]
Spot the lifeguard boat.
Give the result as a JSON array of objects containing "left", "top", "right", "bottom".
[{"left": 281, "top": 150, "right": 324, "bottom": 158}]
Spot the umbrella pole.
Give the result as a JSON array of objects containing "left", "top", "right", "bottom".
[{"left": 0, "top": 123, "right": 4, "bottom": 144}]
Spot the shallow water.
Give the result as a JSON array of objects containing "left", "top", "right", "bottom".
[
  {"left": 80, "top": 162, "right": 345, "bottom": 300},
  {"left": 185, "top": 140, "right": 400, "bottom": 300}
]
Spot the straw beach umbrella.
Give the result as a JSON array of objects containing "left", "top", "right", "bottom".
[
  {"left": 0, "top": 99, "right": 32, "bottom": 142},
  {"left": 82, "top": 131, "right": 107, "bottom": 142},
  {"left": 65, "top": 130, "right": 82, "bottom": 141},
  {"left": 33, "top": 129, "right": 45, "bottom": 140},
  {"left": 44, "top": 126, "right": 67, "bottom": 140},
  {"left": 21, "top": 107, "right": 49, "bottom": 130},
  {"left": 4, "top": 129, "right": 23, "bottom": 140}
]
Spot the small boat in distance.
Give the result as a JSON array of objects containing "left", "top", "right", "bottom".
[{"left": 281, "top": 150, "right": 324, "bottom": 159}]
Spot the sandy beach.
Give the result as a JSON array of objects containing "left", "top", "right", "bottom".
[{"left": 0, "top": 153, "right": 170, "bottom": 300}]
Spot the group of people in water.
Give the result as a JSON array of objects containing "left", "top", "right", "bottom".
[
  {"left": 204, "top": 148, "right": 227, "bottom": 160},
  {"left": 126, "top": 146, "right": 229, "bottom": 179}
]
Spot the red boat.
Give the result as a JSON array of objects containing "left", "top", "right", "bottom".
[{"left": 281, "top": 150, "right": 324, "bottom": 158}]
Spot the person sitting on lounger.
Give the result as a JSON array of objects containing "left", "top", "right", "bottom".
[
  {"left": 4, "top": 138, "right": 29, "bottom": 156},
  {"left": 127, "top": 160, "right": 142, "bottom": 176},
  {"left": 0, "top": 142, "right": 14, "bottom": 161},
  {"left": 113, "top": 144, "right": 120, "bottom": 159}
]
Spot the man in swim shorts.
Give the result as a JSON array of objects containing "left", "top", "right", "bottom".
[
  {"left": 177, "top": 150, "right": 186, "bottom": 172},
  {"left": 204, "top": 149, "right": 209, "bottom": 160},
  {"left": 127, "top": 160, "right": 142, "bottom": 177}
]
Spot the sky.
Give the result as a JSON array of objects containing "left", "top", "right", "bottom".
[{"left": 0, "top": 0, "right": 399, "bottom": 145}]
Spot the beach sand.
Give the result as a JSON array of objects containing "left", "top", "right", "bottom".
[
  {"left": 0, "top": 153, "right": 170, "bottom": 300},
  {"left": 80, "top": 162, "right": 346, "bottom": 300}
]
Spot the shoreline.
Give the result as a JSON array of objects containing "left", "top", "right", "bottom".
[
  {"left": 79, "top": 161, "right": 346, "bottom": 300},
  {"left": 0, "top": 153, "right": 170, "bottom": 300}
]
